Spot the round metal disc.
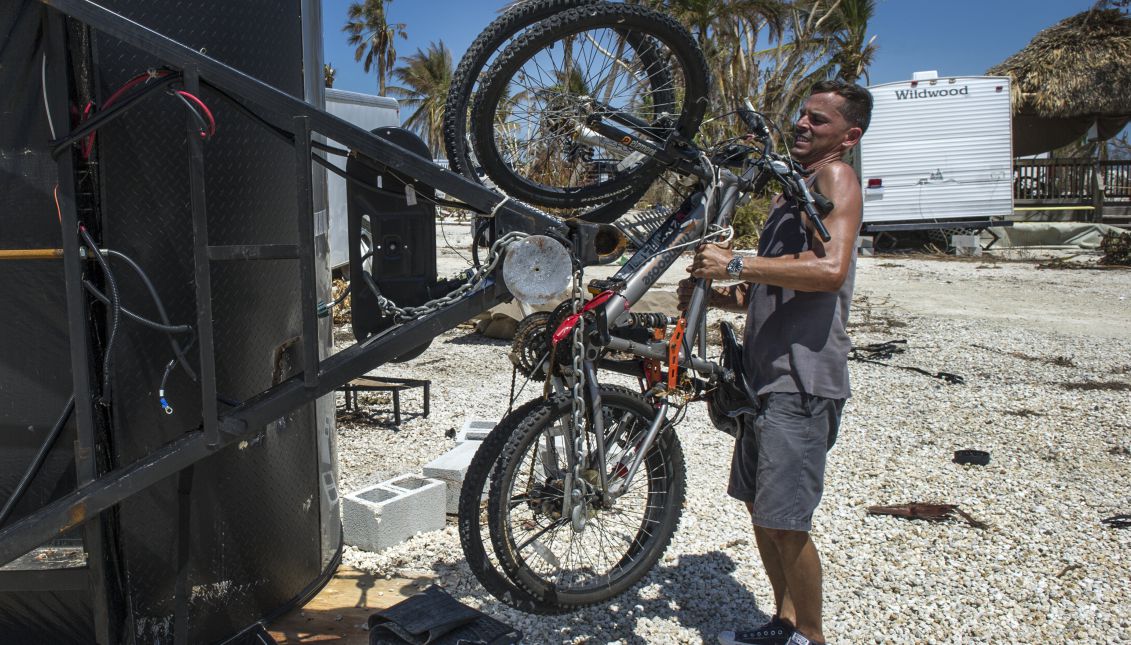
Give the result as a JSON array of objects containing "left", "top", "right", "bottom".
[{"left": 501, "top": 235, "right": 572, "bottom": 305}]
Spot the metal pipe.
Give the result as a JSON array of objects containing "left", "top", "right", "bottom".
[
  {"left": 605, "top": 336, "right": 723, "bottom": 376},
  {"left": 582, "top": 361, "right": 609, "bottom": 496},
  {"left": 182, "top": 65, "right": 219, "bottom": 447},
  {"left": 43, "top": 11, "right": 112, "bottom": 640},
  {"left": 294, "top": 115, "right": 320, "bottom": 388},
  {"left": 0, "top": 249, "right": 67, "bottom": 260},
  {"left": 608, "top": 400, "right": 668, "bottom": 499},
  {"left": 50, "top": 72, "right": 180, "bottom": 156}
]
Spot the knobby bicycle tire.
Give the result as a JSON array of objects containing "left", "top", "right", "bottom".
[
  {"left": 470, "top": 3, "right": 709, "bottom": 211},
  {"left": 485, "top": 387, "right": 685, "bottom": 612},
  {"left": 444, "top": 0, "right": 659, "bottom": 224},
  {"left": 443, "top": 0, "right": 602, "bottom": 180},
  {"left": 457, "top": 397, "right": 555, "bottom": 614}
]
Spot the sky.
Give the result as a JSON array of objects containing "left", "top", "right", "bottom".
[{"left": 320, "top": 0, "right": 1101, "bottom": 104}]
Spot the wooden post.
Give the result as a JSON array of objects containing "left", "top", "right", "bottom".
[{"left": 1093, "top": 143, "right": 1107, "bottom": 223}]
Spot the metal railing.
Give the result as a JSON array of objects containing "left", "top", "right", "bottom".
[{"left": 1013, "top": 158, "right": 1131, "bottom": 204}]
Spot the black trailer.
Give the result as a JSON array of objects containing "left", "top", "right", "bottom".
[{"left": 0, "top": 2, "right": 613, "bottom": 642}]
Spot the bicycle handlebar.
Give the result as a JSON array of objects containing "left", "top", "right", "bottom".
[
  {"left": 738, "top": 98, "right": 833, "bottom": 243},
  {"left": 739, "top": 99, "right": 770, "bottom": 144},
  {"left": 794, "top": 176, "right": 833, "bottom": 243}
]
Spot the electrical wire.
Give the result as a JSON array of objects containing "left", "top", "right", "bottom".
[
  {"left": 173, "top": 92, "right": 212, "bottom": 140},
  {"left": 205, "top": 79, "right": 480, "bottom": 213},
  {"left": 311, "top": 153, "right": 475, "bottom": 211},
  {"left": 173, "top": 89, "right": 216, "bottom": 138},
  {"left": 53, "top": 185, "right": 62, "bottom": 224},
  {"left": 159, "top": 359, "right": 176, "bottom": 414},
  {"left": 438, "top": 218, "right": 471, "bottom": 265},
  {"left": 471, "top": 218, "right": 492, "bottom": 269},
  {"left": 83, "top": 281, "right": 192, "bottom": 334},
  {"left": 104, "top": 249, "right": 197, "bottom": 378},
  {"left": 41, "top": 54, "right": 56, "bottom": 140},
  {"left": 79, "top": 226, "right": 120, "bottom": 406},
  {"left": 50, "top": 191, "right": 226, "bottom": 415},
  {"left": 81, "top": 69, "right": 176, "bottom": 156},
  {"left": 0, "top": 395, "right": 75, "bottom": 528}
]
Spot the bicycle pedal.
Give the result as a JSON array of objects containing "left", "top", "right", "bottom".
[{"left": 587, "top": 277, "right": 625, "bottom": 295}]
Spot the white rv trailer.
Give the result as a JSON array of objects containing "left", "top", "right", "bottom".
[
  {"left": 323, "top": 88, "right": 400, "bottom": 270},
  {"left": 859, "top": 73, "right": 1013, "bottom": 228}
]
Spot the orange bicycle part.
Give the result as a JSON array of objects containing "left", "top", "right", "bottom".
[{"left": 667, "top": 317, "right": 687, "bottom": 391}]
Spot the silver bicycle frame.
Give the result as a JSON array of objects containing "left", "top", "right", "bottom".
[{"left": 582, "top": 162, "right": 757, "bottom": 501}]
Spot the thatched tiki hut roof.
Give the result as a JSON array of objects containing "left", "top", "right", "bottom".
[{"left": 987, "top": 8, "right": 1131, "bottom": 156}]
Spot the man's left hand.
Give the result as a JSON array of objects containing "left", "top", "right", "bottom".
[{"left": 687, "top": 243, "right": 735, "bottom": 280}]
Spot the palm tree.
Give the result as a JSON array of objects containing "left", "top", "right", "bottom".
[
  {"left": 343, "top": 0, "right": 407, "bottom": 96},
  {"left": 323, "top": 63, "right": 336, "bottom": 88},
  {"left": 387, "top": 41, "right": 453, "bottom": 157},
  {"left": 648, "top": 0, "right": 788, "bottom": 140},
  {"left": 827, "top": 0, "right": 877, "bottom": 84}
]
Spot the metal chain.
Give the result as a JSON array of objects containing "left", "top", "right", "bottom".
[
  {"left": 369, "top": 231, "right": 529, "bottom": 321},
  {"left": 568, "top": 261, "right": 587, "bottom": 528}
]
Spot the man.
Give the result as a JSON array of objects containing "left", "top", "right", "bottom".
[{"left": 679, "top": 80, "right": 872, "bottom": 645}]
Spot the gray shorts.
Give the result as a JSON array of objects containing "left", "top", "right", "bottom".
[{"left": 727, "top": 392, "right": 843, "bottom": 532}]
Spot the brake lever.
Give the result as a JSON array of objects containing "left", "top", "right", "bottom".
[{"left": 739, "top": 99, "right": 771, "bottom": 145}]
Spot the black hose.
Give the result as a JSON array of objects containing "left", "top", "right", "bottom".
[
  {"left": 330, "top": 282, "right": 351, "bottom": 307},
  {"left": 0, "top": 395, "right": 75, "bottom": 528},
  {"left": 472, "top": 218, "right": 492, "bottom": 269},
  {"left": 80, "top": 227, "right": 119, "bottom": 405},
  {"left": 103, "top": 249, "right": 198, "bottom": 381},
  {"left": 83, "top": 280, "right": 192, "bottom": 334}
]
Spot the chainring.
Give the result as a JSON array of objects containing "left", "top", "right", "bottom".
[{"left": 511, "top": 311, "right": 553, "bottom": 378}]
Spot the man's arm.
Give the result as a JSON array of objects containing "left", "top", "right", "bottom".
[{"left": 689, "top": 162, "right": 862, "bottom": 293}]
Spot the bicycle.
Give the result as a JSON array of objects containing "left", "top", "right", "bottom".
[
  {"left": 450, "top": 2, "right": 837, "bottom": 614},
  {"left": 443, "top": 1, "right": 709, "bottom": 223}
]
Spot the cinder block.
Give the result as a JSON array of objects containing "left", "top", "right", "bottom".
[
  {"left": 423, "top": 441, "right": 482, "bottom": 514},
  {"left": 857, "top": 235, "right": 874, "bottom": 257},
  {"left": 456, "top": 418, "right": 497, "bottom": 443},
  {"left": 952, "top": 234, "right": 981, "bottom": 257},
  {"left": 342, "top": 474, "right": 446, "bottom": 552}
]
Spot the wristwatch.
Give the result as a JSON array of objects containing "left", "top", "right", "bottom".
[{"left": 726, "top": 256, "right": 744, "bottom": 279}]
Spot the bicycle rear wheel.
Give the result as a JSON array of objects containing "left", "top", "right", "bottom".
[
  {"left": 443, "top": 0, "right": 602, "bottom": 181},
  {"left": 486, "top": 387, "right": 685, "bottom": 612},
  {"left": 471, "top": 3, "right": 709, "bottom": 210}
]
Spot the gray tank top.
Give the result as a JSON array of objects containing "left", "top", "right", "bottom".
[{"left": 741, "top": 193, "right": 856, "bottom": 399}]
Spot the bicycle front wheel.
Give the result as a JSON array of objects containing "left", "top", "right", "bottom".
[
  {"left": 486, "top": 387, "right": 685, "bottom": 611},
  {"left": 470, "top": 3, "right": 709, "bottom": 210}
]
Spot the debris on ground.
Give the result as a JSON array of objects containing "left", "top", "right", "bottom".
[
  {"left": 867, "top": 503, "right": 988, "bottom": 529},
  {"left": 1100, "top": 514, "right": 1131, "bottom": 529},
  {"left": 1100, "top": 230, "right": 1131, "bottom": 266},
  {"left": 331, "top": 279, "right": 352, "bottom": 324}
]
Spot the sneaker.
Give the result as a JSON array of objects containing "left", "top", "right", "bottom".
[
  {"left": 717, "top": 616, "right": 794, "bottom": 645},
  {"left": 786, "top": 632, "right": 824, "bottom": 645}
]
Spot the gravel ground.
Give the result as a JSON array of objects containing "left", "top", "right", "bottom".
[{"left": 334, "top": 240, "right": 1131, "bottom": 644}]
